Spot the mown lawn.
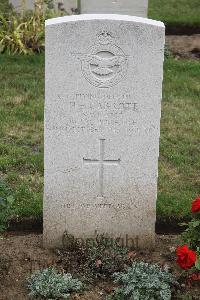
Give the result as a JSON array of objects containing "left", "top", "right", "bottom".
[
  {"left": 0, "top": 55, "right": 44, "bottom": 221},
  {"left": 158, "top": 58, "right": 200, "bottom": 219},
  {"left": 0, "top": 54, "right": 199, "bottom": 226},
  {"left": 148, "top": 0, "right": 200, "bottom": 27}
]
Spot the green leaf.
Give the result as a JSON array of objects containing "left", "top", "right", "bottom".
[
  {"left": 192, "top": 220, "right": 200, "bottom": 228},
  {"left": 6, "top": 195, "right": 15, "bottom": 205},
  {"left": 0, "top": 197, "right": 6, "bottom": 207},
  {"left": 0, "top": 224, "right": 6, "bottom": 232},
  {"left": 195, "top": 256, "right": 200, "bottom": 270}
]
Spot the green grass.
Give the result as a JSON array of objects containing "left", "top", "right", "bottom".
[
  {"left": 0, "top": 54, "right": 44, "bottom": 220},
  {"left": 0, "top": 54, "right": 199, "bottom": 225},
  {"left": 149, "top": 0, "right": 200, "bottom": 27},
  {"left": 158, "top": 58, "right": 200, "bottom": 218}
]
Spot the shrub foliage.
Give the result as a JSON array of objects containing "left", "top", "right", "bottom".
[
  {"left": 0, "top": 0, "right": 63, "bottom": 54},
  {"left": 108, "top": 261, "right": 177, "bottom": 300},
  {"left": 0, "top": 13, "right": 45, "bottom": 54},
  {"left": 27, "top": 267, "right": 83, "bottom": 299},
  {"left": 61, "top": 233, "right": 131, "bottom": 278}
]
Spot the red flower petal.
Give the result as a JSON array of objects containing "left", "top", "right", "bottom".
[
  {"left": 191, "top": 196, "right": 200, "bottom": 213},
  {"left": 176, "top": 245, "right": 197, "bottom": 270}
]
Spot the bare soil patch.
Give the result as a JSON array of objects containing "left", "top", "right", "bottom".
[
  {"left": 0, "top": 233, "right": 199, "bottom": 300},
  {"left": 166, "top": 34, "right": 200, "bottom": 59},
  {"left": 165, "top": 25, "right": 200, "bottom": 36}
]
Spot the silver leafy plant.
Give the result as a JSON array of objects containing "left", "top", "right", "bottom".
[
  {"left": 108, "top": 261, "right": 178, "bottom": 300},
  {"left": 27, "top": 267, "right": 83, "bottom": 299}
]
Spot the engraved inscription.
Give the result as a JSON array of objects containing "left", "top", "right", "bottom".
[
  {"left": 46, "top": 92, "right": 139, "bottom": 134},
  {"left": 56, "top": 93, "right": 138, "bottom": 113},
  {"left": 69, "top": 100, "right": 138, "bottom": 111},
  {"left": 46, "top": 118, "right": 137, "bottom": 134},
  {"left": 83, "top": 139, "right": 120, "bottom": 197},
  {"left": 70, "top": 93, "right": 133, "bottom": 101},
  {"left": 63, "top": 203, "right": 130, "bottom": 210}
]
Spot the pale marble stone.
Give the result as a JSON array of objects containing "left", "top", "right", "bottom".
[
  {"left": 9, "top": 0, "right": 77, "bottom": 13},
  {"left": 44, "top": 14, "right": 165, "bottom": 248},
  {"left": 80, "top": 0, "right": 148, "bottom": 18}
]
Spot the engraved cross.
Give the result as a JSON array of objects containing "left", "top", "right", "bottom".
[{"left": 83, "top": 139, "right": 120, "bottom": 197}]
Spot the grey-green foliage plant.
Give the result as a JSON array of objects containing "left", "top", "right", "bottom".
[
  {"left": 27, "top": 267, "right": 83, "bottom": 299},
  {"left": 108, "top": 261, "right": 177, "bottom": 300}
]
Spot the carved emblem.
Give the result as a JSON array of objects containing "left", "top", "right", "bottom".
[{"left": 76, "top": 31, "right": 128, "bottom": 88}]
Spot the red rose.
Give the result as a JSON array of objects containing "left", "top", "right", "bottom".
[
  {"left": 191, "top": 196, "right": 200, "bottom": 213},
  {"left": 176, "top": 245, "right": 197, "bottom": 270}
]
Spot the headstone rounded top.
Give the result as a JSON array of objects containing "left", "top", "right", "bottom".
[{"left": 45, "top": 14, "right": 164, "bottom": 28}]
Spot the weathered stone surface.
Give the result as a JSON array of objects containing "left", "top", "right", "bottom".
[
  {"left": 44, "top": 14, "right": 165, "bottom": 248},
  {"left": 80, "top": 0, "right": 148, "bottom": 18},
  {"left": 54, "top": 0, "right": 77, "bottom": 12},
  {"left": 9, "top": 0, "right": 76, "bottom": 13}
]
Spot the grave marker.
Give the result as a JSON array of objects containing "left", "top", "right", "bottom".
[
  {"left": 44, "top": 14, "right": 165, "bottom": 248},
  {"left": 80, "top": 0, "right": 148, "bottom": 18},
  {"left": 9, "top": 0, "right": 77, "bottom": 13}
]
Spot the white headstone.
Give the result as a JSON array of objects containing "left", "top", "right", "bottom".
[
  {"left": 9, "top": 0, "right": 77, "bottom": 13},
  {"left": 44, "top": 14, "right": 165, "bottom": 249},
  {"left": 80, "top": 0, "right": 148, "bottom": 18}
]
